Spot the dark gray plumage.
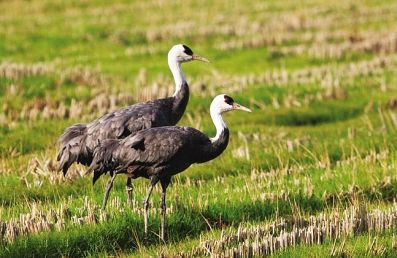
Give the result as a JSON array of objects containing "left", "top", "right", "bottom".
[
  {"left": 57, "top": 84, "right": 189, "bottom": 172},
  {"left": 87, "top": 94, "right": 251, "bottom": 240},
  {"left": 90, "top": 125, "right": 229, "bottom": 184},
  {"left": 57, "top": 44, "right": 208, "bottom": 204}
]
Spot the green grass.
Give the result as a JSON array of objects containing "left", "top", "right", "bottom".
[{"left": 273, "top": 230, "right": 397, "bottom": 257}]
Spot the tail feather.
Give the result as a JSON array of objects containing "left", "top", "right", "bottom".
[
  {"left": 57, "top": 124, "right": 89, "bottom": 175},
  {"left": 86, "top": 139, "right": 120, "bottom": 185}
]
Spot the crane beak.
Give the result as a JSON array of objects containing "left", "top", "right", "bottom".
[
  {"left": 233, "top": 103, "right": 252, "bottom": 112},
  {"left": 192, "top": 54, "right": 210, "bottom": 63}
]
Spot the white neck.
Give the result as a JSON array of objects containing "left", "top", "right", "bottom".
[
  {"left": 210, "top": 107, "right": 227, "bottom": 143},
  {"left": 168, "top": 56, "right": 186, "bottom": 97}
]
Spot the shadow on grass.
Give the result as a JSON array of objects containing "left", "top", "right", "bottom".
[{"left": 272, "top": 103, "right": 363, "bottom": 126}]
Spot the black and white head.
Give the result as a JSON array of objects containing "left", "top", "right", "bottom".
[
  {"left": 168, "top": 44, "right": 209, "bottom": 63},
  {"left": 210, "top": 94, "right": 251, "bottom": 115}
]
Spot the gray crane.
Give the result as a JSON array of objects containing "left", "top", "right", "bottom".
[
  {"left": 87, "top": 94, "right": 251, "bottom": 240},
  {"left": 57, "top": 44, "right": 208, "bottom": 206}
]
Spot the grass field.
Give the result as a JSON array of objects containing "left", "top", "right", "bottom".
[{"left": 1, "top": 0, "right": 397, "bottom": 257}]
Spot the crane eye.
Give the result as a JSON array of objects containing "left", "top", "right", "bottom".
[
  {"left": 224, "top": 95, "right": 234, "bottom": 105},
  {"left": 182, "top": 45, "right": 193, "bottom": 56}
]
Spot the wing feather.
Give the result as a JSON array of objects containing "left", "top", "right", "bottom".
[
  {"left": 132, "top": 127, "right": 207, "bottom": 165},
  {"left": 87, "top": 126, "right": 210, "bottom": 181},
  {"left": 85, "top": 98, "right": 173, "bottom": 150}
]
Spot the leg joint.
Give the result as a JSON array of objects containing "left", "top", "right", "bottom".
[{"left": 144, "top": 200, "right": 149, "bottom": 209}]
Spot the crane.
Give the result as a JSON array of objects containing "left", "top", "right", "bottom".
[
  {"left": 87, "top": 94, "right": 251, "bottom": 240},
  {"left": 57, "top": 44, "right": 208, "bottom": 206}
]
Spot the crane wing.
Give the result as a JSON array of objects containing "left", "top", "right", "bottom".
[
  {"left": 86, "top": 98, "right": 173, "bottom": 145},
  {"left": 88, "top": 126, "right": 210, "bottom": 184},
  {"left": 120, "top": 126, "right": 208, "bottom": 167}
]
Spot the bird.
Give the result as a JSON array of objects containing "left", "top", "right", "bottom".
[
  {"left": 57, "top": 44, "right": 209, "bottom": 207},
  {"left": 87, "top": 94, "right": 251, "bottom": 240}
]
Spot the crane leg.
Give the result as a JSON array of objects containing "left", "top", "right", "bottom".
[
  {"left": 143, "top": 176, "right": 159, "bottom": 237},
  {"left": 126, "top": 177, "right": 133, "bottom": 207},
  {"left": 160, "top": 177, "right": 170, "bottom": 242},
  {"left": 102, "top": 173, "right": 117, "bottom": 210}
]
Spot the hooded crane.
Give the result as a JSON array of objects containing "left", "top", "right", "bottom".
[
  {"left": 87, "top": 94, "right": 251, "bottom": 240},
  {"left": 57, "top": 44, "right": 208, "bottom": 206}
]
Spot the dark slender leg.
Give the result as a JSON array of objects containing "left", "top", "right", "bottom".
[
  {"left": 144, "top": 176, "right": 159, "bottom": 237},
  {"left": 160, "top": 177, "right": 171, "bottom": 241},
  {"left": 126, "top": 177, "right": 133, "bottom": 207},
  {"left": 102, "top": 173, "right": 117, "bottom": 210}
]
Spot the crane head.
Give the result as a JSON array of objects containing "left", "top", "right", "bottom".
[
  {"left": 168, "top": 44, "right": 209, "bottom": 63},
  {"left": 211, "top": 94, "right": 252, "bottom": 114}
]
